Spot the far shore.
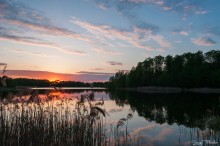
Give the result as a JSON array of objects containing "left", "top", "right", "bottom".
[{"left": 120, "top": 86, "right": 220, "bottom": 93}]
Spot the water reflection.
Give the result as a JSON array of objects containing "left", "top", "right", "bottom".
[
  {"left": 110, "top": 90, "right": 220, "bottom": 145},
  {"left": 1, "top": 89, "right": 220, "bottom": 145},
  {"left": 110, "top": 90, "right": 220, "bottom": 127}
]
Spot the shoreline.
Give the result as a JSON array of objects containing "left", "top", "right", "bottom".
[{"left": 119, "top": 86, "right": 220, "bottom": 93}]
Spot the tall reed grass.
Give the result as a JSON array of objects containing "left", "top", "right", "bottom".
[{"left": 0, "top": 89, "right": 135, "bottom": 146}]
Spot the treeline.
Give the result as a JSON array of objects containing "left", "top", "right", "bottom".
[
  {"left": 1, "top": 78, "right": 109, "bottom": 88},
  {"left": 109, "top": 50, "right": 220, "bottom": 88}
]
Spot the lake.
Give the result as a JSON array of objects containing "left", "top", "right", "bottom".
[{"left": 1, "top": 88, "right": 220, "bottom": 146}]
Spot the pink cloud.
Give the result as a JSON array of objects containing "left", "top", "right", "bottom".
[
  {"left": 0, "top": 33, "right": 86, "bottom": 55},
  {"left": 10, "top": 49, "right": 58, "bottom": 58},
  {"left": 107, "top": 61, "right": 123, "bottom": 66},
  {"left": 90, "top": 68, "right": 104, "bottom": 71},
  {"left": 191, "top": 37, "right": 216, "bottom": 46},
  {"left": 5, "top": 19, "right": 89, "bottom": 42},
  {"left": 92, "top": 48, "right": 120, "bottom": 55},
  {"left": 0, "top": 63, "right": 7, "bottom": 66},
  {"left": 70, "top": 18, "right": 172, "bottom": 51}
]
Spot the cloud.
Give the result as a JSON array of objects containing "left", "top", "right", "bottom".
[
  {"left": 0, "top": 0, "right": 88, "bottom": 42},
  {"left": 77, "top": 71, "right": 114, "bottom": 76},
  {"left": 3, "top": 70, "right": 112, "bottom": 82},
  {"left": 126, "top": 0, "right": 156, "bottom": 4},
  {"left": 92, "top": 0, "right": 208, "bottom": 20},
  {"left": 0, "top": 0, "right": 48, "bottom": 22},
  {"left": 71, "top": 18, "right": 171, "bottom": 51},
  {"left": 172, "top": 24, "right": 192, "bottom": 36},
  {"left": 0, "top": 28, "right": 86, "bottom": 55},
  {"left": 92, "top": 48, "right": 120, "bottom": 55},
  {"left": 207, "top": 27, "right": 220, "bottom": 37},
  {"left": 97, "top": 3, "right": 108, "bottom": 10},
  {"left": 0, "top": 63, "right": 7, "bottom": 66},
  {"left": 191, "top": 37, "right": 216, "bottom": 46},
  {"left": 0, "top": 27, "right": 39, "bottom": 42},
  {"left": 158, "top": 1, "right": 208, "bottom": 17},
  {"left": 10, "top": 49, "right": 58, "bottom": 58},
  {"left": 195, "top": 10, "right": 209, "bottom": 15},
  {"left": 149, "top": 35, "right": 172, "bottom": 48},
  {"left": 90, "top": 68, "right": 104, "bottom": 71},
  {"left": 172, "top": 30, "right": 189, "bottom": 36},
  {"left": 4, "top": 19, "right": 88, "bottom": 41},
  {"left": 0, "top": 1, "right": 88, "bottom": 56},
  {"left": 175, "top": 40, "right": 182, "bottom": 43},
  {"left": 21, "top": 64, "right": 39, "bottom": 69},
  {"left": 107, "top": 61, "right": 123, "bottom": 66}
]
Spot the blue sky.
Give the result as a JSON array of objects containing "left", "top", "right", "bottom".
[{"left": 0, "top": 0, "right": 220, "bottom": 81}]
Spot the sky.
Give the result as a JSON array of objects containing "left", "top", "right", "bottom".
[{"left": 0, "top": 0, "right": 220, "bottom": 82}]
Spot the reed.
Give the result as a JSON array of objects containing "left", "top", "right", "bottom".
[{"left": 0, "top": 89, "right": 135, "bottom": 146}]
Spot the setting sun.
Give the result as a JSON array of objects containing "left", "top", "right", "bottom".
[{"left": 49, "top": 78, "right": 59, "bottom": 82}]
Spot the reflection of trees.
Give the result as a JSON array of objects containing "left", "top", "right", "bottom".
[{"left": 110, "top": 90, "right": 220, "bottom": 128}]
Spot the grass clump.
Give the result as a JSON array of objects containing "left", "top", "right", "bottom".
[
  {"left": 0, "top": 89, "right": 136, "bottom": 146},
  {"left": 0, "top": 91, "right": 108, "bottom": 146}
]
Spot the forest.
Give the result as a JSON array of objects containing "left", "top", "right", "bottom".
[
  {"left": 0, "top": 78, "right": 108, "bottom": 88},
  {"left": 109, "top": 50, "right": 220, "bottom": 88}
]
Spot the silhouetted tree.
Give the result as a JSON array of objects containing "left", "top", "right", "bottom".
[{"left": 109, "top": 50, "right": 220, "bottom": 88}]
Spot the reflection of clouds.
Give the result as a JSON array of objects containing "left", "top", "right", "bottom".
[
  {"left": 108, "top": 108, "right": 124, "bottom": 113},
  {"left": 138, "top": 135, "right": 154, "bottom": 146},
  {"left": 131, "top": 123, "right": 175, "bottom": 145},
  {"left": 131, "top": 124, "right": 157, "bottom": 136},
  {"left": 154, "top": 128, "right": 173, "bottom": 141}
]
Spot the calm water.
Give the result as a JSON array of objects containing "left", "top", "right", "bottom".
[
  {"left": 30, "top": 87, "right": 106, "bottom": 90},
  {"left": 1, "top": 88, "right": 220, "bottom": 146}
]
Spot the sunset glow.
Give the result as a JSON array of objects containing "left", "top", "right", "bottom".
[
  {"left": 48, "top": 78, "right": 60, "bottom": 82},
  {"left": 1, "top": 0, "right": 220, "bottom": 82}
]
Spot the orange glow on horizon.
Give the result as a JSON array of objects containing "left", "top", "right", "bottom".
[
  {"left": 49, "top": 78, "right": 59, "bottom": 82},
  {"left": 5, "top": 70, "right": 109, "bottom": 82}
]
